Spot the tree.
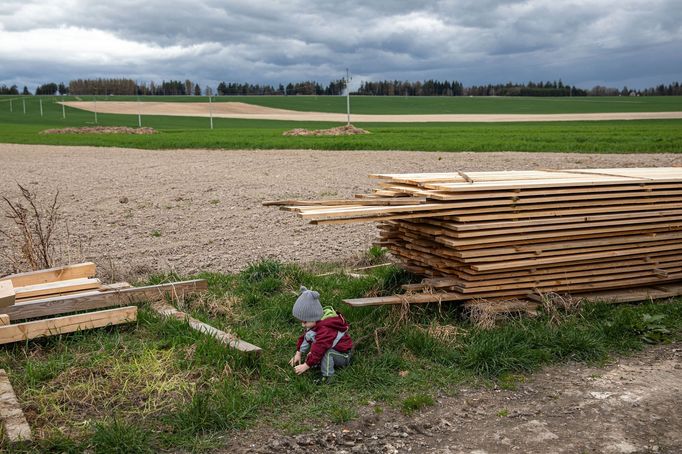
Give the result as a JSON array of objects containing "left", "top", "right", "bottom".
[
  {"left": 22, "top": 86, "right": 30, "bottom": 95},
  {"left": 194, "top": 83, "right": 201, "bottom": 96}
]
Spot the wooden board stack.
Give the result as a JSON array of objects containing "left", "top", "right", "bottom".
[
  {"left": 0, "top": 262, "right": 261, "bottom": 353},
  {"left": 269, "top": 168, "right": 682, "bottom": 307}
]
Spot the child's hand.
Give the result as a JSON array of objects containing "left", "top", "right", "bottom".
[
  {"left": 289, "top": 351, "right": 302, "bottom": 366},
  {"left": 294, "top": 363, "right": 310, "bottom": 375}
]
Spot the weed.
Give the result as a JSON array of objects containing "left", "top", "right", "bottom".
[
  {"left": 209, "top": 199, "right": 220, "bottom": 205},
  {"left": 91, "top": 419, "right": 153, "bottom": 454},
  {"left": 150, "top": 230, "right": 161, "bottom": 238},
  {"left": 401, "top": 393, "right": 435, "bottom": 415},
  {"left": 0, "top": 183, "right": 61, "bottom": 271},
  {"left": 328, "top": 404, "right": 356, "bottom": 423},
  {"left": 496, "top": 408, "right": 509, "bottom": 417}
]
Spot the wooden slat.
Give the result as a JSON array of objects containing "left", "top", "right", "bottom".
[
  {"left": 1, "top": 262, "right": 96, "bottom": 288},
  {"left": 14, "top": 278, "right": 101, "bottom": 300},
  {"left": 0, "top": 281, "right": 15, "bottom": 309},
  {"left": 0, "top": 369, "right": 32, "bottom": 443},
  {"left": 2, "top": 280, "right": 208, "bottom": 321},
  {"left": 0, "top": 314, "right": 9, "bottom": 326},
  {"left": 0, "top": 306, "right": 137, "bottom": 345},
  {"left": 151, "top": 302, "right": 261, "bottom": 354}
]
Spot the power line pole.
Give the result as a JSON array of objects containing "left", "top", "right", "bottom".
[{"left": 346, "top": 68, "right": 351, "bottom": 126}]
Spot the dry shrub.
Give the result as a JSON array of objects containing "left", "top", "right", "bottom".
[
  {"left": 538, "top": 291, "right": 583, "bottom": 325},
  {"left": 0, "top": 184, "right": 61, "bottom": 271},
  {"left": 466, "top": 298, "right": 536, "bottom": 329},
  {"left": 418, "top": 322, "right": 466, "bottom": 346}
]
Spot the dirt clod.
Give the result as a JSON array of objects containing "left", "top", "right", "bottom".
[
  {"left": 283, "top": 125, "right": 369, "bottom": 136},
  {"left": 40, "top": 126, "right": 157, "bottom": 135}
]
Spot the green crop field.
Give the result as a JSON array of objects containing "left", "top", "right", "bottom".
[{"left": 1, "top": 95, "right": 681, "bottom": 152}]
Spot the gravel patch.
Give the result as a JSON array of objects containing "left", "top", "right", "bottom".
[{"left": 1, "top": 144, "right": 681, "bottom": 280}]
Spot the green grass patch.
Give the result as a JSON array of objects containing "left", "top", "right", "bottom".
[
  {"left": 0, "top": 95, "right": 681, "bottom": 152},
  {"left": 1, "top": 258, "right": 681, "bottom": 452},
  {"left": 401, "top": 394, "right": 435, "bottom": 415}
]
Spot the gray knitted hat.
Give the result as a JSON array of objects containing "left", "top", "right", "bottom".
[{"left": 292, "top": 286, "right": 323, "bottom": 322}]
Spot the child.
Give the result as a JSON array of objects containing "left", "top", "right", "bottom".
[{"left": 289, "top": 286, "right": 352, "bottom": 382}]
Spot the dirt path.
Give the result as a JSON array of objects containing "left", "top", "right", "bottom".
[
  {"left": 226, "top": 342, "right": 682, "bottom": 454},
  {"left": 1, "top": 144, "right": 682, "bottom": 280},
  {"left": 61, "top": 101, "right": 682, "bottom": 122}
]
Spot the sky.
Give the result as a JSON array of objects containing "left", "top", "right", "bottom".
[{"left": 1, "top": 0, "right": 681, "bottom": 91}]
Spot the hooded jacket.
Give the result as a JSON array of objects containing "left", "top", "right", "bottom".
[{"left": 296, "top": 307, "right": 352, "bottom": 366}]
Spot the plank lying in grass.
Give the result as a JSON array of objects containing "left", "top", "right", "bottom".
[
  {"left": 343, "top": 292, "right": 470, "bottom": 307},
  {"left": 151, "top": 302, "right": 262, "bottom": 354},
  {"left": 0, "top": 262, "right": 96, "bottom": 288},
  {"left": 0, "top": 281, "right": 14, "bottom": 309},
  {"left": 0, "top": 306, "right": 137, "bottom": 345},
  {"left": 1, "top": 280, "right": 208, "bottom": 321},
  {"left": 0, "top": 369, "right": 32, "bottom": 443}
]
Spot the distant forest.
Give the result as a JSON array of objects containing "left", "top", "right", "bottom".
[{"left": 2, "top": 78, "right": 681, "bottom": 97}]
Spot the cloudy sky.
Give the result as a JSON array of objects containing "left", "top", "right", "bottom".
[{"left": 1, "top": 0, "right": 680, "bottom": 91}]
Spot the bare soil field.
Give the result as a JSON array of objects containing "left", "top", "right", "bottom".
[
  {"left": 227, "top": 342, "right": 682, "bottom": 454},
  {"left": 61, "top": 101, "right": 682, "bottom": 122},
  {"left": 1, "top": 143, "right": 681, "bottom": 281}
]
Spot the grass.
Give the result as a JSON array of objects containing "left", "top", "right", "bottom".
[
  {"left": 4, "top": 95, "right": 682, "bottom": 114},
  {"left": 1, "top": 258, "right": 681, "bottom": 452},
  {"left": 0, "top": 95, "right": 681, "bottom": 152}
]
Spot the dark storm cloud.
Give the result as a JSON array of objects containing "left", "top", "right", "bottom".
[{"left": 0, "top": 0, "right": 680, "bottom": 90}]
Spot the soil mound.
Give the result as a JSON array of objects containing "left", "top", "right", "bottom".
[
  {"left": 282, "top": 124, "right": 369, "bottom": 136},
  {"left": 40, "top": 126, "right": 157, "bottom": 135}
]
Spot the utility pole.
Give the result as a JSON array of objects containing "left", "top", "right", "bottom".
[
  {"left": 209, "top": 94, "right": 214, "bottom": 130},
  {"left": 346, "top": 68, "right": 351, "bottom": 126},
  {"left": 39, "top": 98, "right": 43, "bottom": 117},
  {"left": 136, "top": 80, "right": 142, "bottom": 127}
]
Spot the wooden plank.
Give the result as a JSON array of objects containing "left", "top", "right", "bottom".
[
  {"left": 2, "top": 280, "right": 208, "bottom": 321},
  {"left": 0, "top": 315, "right": 9, "bottom": 326},
  {"left": 0, "top": 306, "right": 137, "bottom": 345},
  {"left": 343, "top": 292, "right": 470, "bottom": 307},
  {"left": 151, "top": 302, "right": 261, "bottom": 354},
  {"left": 0, "top": 369, "right": 32, "bottom": 443},
  {"left": 14, "top": 278, "right": 101, "bottom": 300},
  {"left": 1, "top": 262, "right": 96, "bottom": 288},
  {"left": 0, "top": 281, "right": 15, "bottom": 309}
]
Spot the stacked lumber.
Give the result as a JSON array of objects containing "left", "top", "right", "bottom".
[
  {"left": 0, "top": 262, "right": 261, "bottom": 353},
  {"left": 269, "top": 168, "right": 682, "bottom": 307}
]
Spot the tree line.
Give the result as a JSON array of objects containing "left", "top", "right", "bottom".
[{"left": 10, "top": 78, "right": 682, "bottom": 97}]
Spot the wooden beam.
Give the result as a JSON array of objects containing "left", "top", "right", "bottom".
[
  {"left": 0, "top": 306, "right": 137, "bottom": 345},
  {"left": 2, "top": 280, "right": 208, "bottom": 321},
  {"left": 343, "top": 292, "right": 469, "bottom": 307},
  {"left": 14, "top": 278, "right": 101, "bottom": 300},
  {"left": 0, "top": 315, "right": 9, "bottom": 326},
  {"left": 0, "top": 369, "right": 32, "bottom": 443},
  {"left": 1, "top": 262, "right": 96, "bottom": 288},
  {"left": 151, "top": 302, "right": 261, "bottom": 354},
  {"left": 0, "top": 281, "right": 14, "bottom": 309}
]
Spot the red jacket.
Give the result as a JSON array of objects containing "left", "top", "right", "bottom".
[{"left": 296, "top": 313, "right": 352, "bottom": 366}]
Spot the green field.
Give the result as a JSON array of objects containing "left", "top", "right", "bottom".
[{"left": 1, "top": 95, "right": 681, "bottom": 152}]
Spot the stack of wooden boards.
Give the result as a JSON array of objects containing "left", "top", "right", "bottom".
[
  {"left": 0, "top": 262, "right": 207, "bottom": 345},
  {"left": 268, "top": 168, "right": 682, "bottom": 308}
]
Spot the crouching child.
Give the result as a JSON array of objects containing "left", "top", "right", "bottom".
[{"left": 289, "top": 286, "right": 353, "bottom": 383}]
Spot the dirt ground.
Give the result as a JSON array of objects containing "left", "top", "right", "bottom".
[
  {"left": 224, "top": 342, "right": 682, "bottom": 454},
  {"left": 1, "top": 144, "right": 682, "bottom": 280},
  {"left": 61, "top": 101, "right": 682, "bottom": 123}
]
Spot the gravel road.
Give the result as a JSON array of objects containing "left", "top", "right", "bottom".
[{"left": 1, "top": 144, "right": 681, "bottom": 279}]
